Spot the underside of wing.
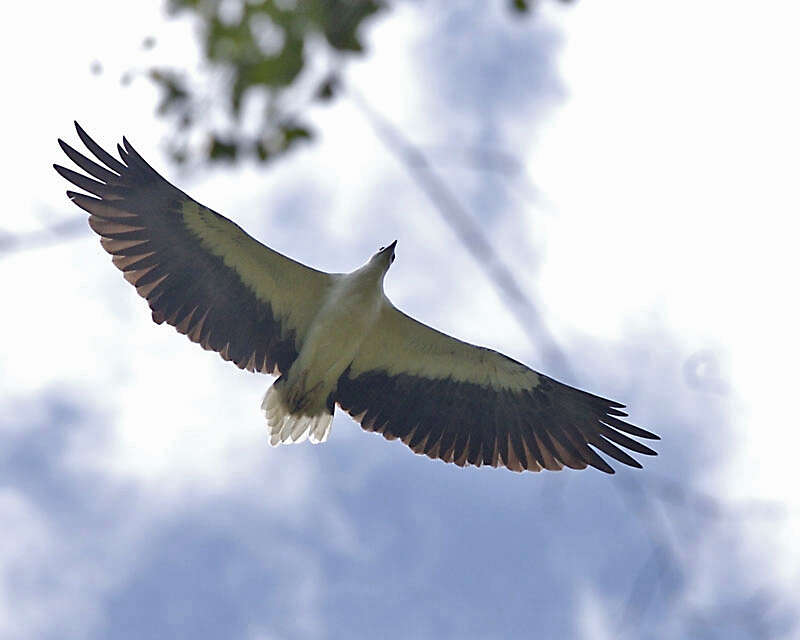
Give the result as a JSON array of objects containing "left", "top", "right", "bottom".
[
  {"left": 336, "top": 304, "right": 659, "bottom": 474},
  {"left": 54, "top": 122, "right": 332, "bottom": 375}
]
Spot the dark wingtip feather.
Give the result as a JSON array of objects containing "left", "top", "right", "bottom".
[
  {"left": 121, "top": 135, "right": 150, "bottom": 169},
  {"left": 57, "top": 139, "right": 77, "bottom": 163},
  {"left": 53, "top": 164, "right": 72, "bottom": 180},
  {"left": 74, "top": 121, "right": 90, "bottom": 140},
  {"left": 588, "top": 433, "right": 644, "bottom": 468},
  {"left": 74, "top": 122, "right": 128, "bottom": 173},
  {"left": 598, "top": 423, "right": 659, "bottom": 456},
  {"left": 58, "top": 137, "right": 120, "bottom": 182},
  {"left": 65, "top": 191, "right": 103, "bottom": 215},
  {"left": 589, "top": 456, "right": 615, "bottom": 474},
  {"left": 52, "top": 163, "right": 112, "bottom": 197},
  {"left": 602, "top": 415, "right": 660, "bottom": 440}
]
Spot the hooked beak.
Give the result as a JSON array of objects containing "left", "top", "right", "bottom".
[{"left": 380, "top": 240, "right": 397, "bottom": 257}]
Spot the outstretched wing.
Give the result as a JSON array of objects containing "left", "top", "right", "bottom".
[
  {"left": 336, "top": 303, "right": 659, "bottom": 473},
  {"left": 54, "top": 122, "right": 333, "bottom": 375}
]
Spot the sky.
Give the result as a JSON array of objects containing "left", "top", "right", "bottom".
[{"left": 1, "top": 1, "right": 799, "bottom": 638}]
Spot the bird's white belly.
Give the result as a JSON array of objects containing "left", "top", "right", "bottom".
[{"left": 283, "top": 276, "right": 382, "bottom": 413}]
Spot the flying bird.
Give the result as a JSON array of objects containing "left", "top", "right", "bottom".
[{"left": 54, "top": 122, "right": 659, "bottom": 474}]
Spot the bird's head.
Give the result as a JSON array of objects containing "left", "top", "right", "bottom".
[{"left": 370, "top": 240, "right": 397, "bottom": 274}]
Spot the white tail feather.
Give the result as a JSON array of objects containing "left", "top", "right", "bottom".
[
  {"left": 309, "top": 414, "right": 332, "bottom": 443},
  {"left": 261, "top": 383, "right": 332, "bottom": 446}
]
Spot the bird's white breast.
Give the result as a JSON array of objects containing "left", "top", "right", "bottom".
[{"left": 285, "top": 267, "right": 385, "bottom": 404}]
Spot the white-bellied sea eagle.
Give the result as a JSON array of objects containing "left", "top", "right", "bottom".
[{"left": 54, "top": 123, "right": 659, "bottom": 474}]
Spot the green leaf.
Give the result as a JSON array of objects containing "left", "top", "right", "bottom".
[
  {"left": 147, "top": 0, "right": 387, "bottom": 165},
  {"left": 316, "top": 73, "right": 339, "bottom": 101},
  {"left": 281, "top": 124, "right": 312, "bottom": 145},
  {"left": 316, "top": 0, "right": 384, "bottom": 52},
  {"left": 149, "top": 69, "right": 189, "bottom": 115},
  {"left": 240, "top": 34, "right": 305, "bottom": 88},
  {"left": 209, "top": 136, "right": 239, "bottom": 160}
]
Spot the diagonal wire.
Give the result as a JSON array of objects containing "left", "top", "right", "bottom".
[{"left": 346, "top": 86, "right": 574, "bottom": 379}]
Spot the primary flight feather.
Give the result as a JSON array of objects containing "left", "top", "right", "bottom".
[{"left": 54, "top": 122, "right": 659, "bottom": 474}]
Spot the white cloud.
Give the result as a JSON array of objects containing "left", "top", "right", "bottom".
[
  {"left": 538, "top": 0, "right": 800, "bottom": 466},
  {"left": 536, "top": 0, "right": 800, "bottom": 633},
  {"left": 0, "top": 489, "right": 110, "bottom": 639}
]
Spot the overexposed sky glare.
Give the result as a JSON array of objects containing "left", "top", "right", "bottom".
[{"left": 539, "top": 1, "right": 800, "bottom": 502}]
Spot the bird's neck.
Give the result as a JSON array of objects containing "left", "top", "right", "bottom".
[{"left": 348, "top": 260, "right": 386, "bottom": 294}]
